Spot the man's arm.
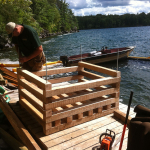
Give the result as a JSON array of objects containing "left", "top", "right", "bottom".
[
  {"left": 15, "top": 44, "right": 22, "bottom": 58},
  {"left": 19, "top": 45, "right": 43, "bottom": 63}
]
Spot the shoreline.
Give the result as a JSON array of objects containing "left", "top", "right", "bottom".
[{"left": 0, "top": 30, "right": 79, "bottom": 51}]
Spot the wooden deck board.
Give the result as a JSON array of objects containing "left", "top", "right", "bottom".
[{"left": 8, "top": 89, "right": 136, "bottom": 150}]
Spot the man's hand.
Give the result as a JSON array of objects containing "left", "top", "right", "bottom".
[
  {"left": 19, "top": 46, "right": 43, "bottom": 63},
  {"left": 19, "top": 56, "right": 29, "bottom": 63}
]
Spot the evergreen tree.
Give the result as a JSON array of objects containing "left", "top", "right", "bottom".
[
  {"left": 0, "top": 0, "right": 39, "bottom": 36},
  {"left": 76, "top": 12, "right": 150, "bottom": 30}
]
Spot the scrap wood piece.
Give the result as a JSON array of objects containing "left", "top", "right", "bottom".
[
  {"left": 1, "top": 91, "right": 14, "bottom": 96},
  {"left": 114, "top": 110, "right": 132, "bottom": 126},
  {"left": 0, "top": 95, "right": 41, "bottom": 150},
  {"left": 0, "top": 67, "right": 18, "bottom": 87},
  {"left": 0, "top": 67, "right": 17, "bottom": 79},
  {"left": 0, "top": 127, "right": 28, "bottom": 150},
  {"left": 3, "top": 75, "right": 18, "bottom": 84},
  {"left": 8, "top": 82, "right": 18, "bottom": 88}
]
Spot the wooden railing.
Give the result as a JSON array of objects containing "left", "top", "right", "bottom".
[{"left": 17, "top": 62, "right": 121, "bottom": 135}]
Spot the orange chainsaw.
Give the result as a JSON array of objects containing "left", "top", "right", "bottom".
[{"left": 99, "top": 129, "right": 115, "bottom": 150}]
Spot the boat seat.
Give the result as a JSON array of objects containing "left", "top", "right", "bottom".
[
  {"left": 127, "top": 105, "right": 150, "bottom": 150},
  {"left": 93, "top": 52, "right": 102, "bottom": 56},
  {"left": 90, "top": 51, "right": 97, "bottom": 55}
]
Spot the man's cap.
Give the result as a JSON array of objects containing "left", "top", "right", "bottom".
[{"left": 5, "top": 22, "right": 16, "bottom": 38}]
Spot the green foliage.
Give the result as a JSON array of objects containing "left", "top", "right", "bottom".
[
  {"left": 76, "top": 12, "right": 150, "bottom": 30},
  {"left": 0, "top": 0, "right": 41, "bottom": 36},
  {"left": 0, "top": 0, "right": 78, "bottom": 37},
  {"left": 31, "top": 0, "right": 60, "bottom": 32}
]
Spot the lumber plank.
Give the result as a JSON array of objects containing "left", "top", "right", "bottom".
[
  {"left": 44, "top": 87, "right": 117, "bottom": 109},
  {"left": 114, "top": 110, "right": 132, "bottom": 126},
  {"left": 79, "top": 70, "right": 104, "bottom": 79},
  {"left": 33, "top": 66, "right": 83, "bottom": 76},
  {"left": 0, "top": 67, "right": 18, "bottom": 78},
  {"left": 19, "top": 89, "right": 52, "bottom": 119},
  {"left": 3, "top": 75, "right": 18, "bottom": 84},
  {"left": 0, "top": 95, "right": 41, "bottom": 150},
  {"left": 19, "top": 89, "right": 43, "bottom": 108},
  {"left": 45, "top": 77, "right": 121, "bottom": 97},
  {"left": 0, "top": 127, "right": 28, "bottom": 150},
  {"left": 19, "top": 98, "right": 43, "bottom": 125},
  {"left": 78, "top": 61, "right": 121, "bottom": 77},
  {"left": 46, "top": 97, "right": 118, "bottom": 123},
  {"left": 48, "top": 75, "right": 84, "bottom": 84},
  {"left": 44, "top": 107, "right": 117, "bottom": 135},
  {"left": 18, "top": 79, "right": 44, "bottom": 101},
  {"left": 17, "top": 68, "right": 51, "bottom": 90}
]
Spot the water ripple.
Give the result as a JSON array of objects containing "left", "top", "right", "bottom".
[{"left": 1, "top": 26, "right": 150, "bottom": 108}]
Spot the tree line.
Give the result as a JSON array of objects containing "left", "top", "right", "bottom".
[
  {"left": 0, "top": 0, "right": 78, "bottom": 37},
  {"left": 76, "top": 12, "right": 150, "bottom": 29},
  {"left": 1, "top": 0, "right": 150, "bottom": 37}
]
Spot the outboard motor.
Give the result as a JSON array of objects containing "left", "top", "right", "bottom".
[{"left": 60, "top": 56, "right": 68, "bottom": 67}]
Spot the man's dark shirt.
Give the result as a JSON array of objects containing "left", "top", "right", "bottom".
[{"left": 12, "top": 24, "right": 41, "bottom": 57}]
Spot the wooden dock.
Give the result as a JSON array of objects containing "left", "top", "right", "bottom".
[
  {"left": 0, "top": 62, "right": 136, "bottom": 150},
  {"left": 8, "top": 89, "right": 136, "bottom": 150}
]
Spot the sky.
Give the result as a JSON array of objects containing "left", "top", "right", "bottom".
[{"left": 66, "top": 0, "right": 150, "bottom": 16}]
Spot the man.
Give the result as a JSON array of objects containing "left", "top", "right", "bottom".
[{"left": 5, "top": 22, "right": 46, "bottom": 71}]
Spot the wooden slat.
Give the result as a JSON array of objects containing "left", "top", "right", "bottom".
[
  {"left": 0, "top": 127, "right": 28, "bottom": 150},
  {"left": 114, "top": 110, "right": 132, "bottom": 126},
  {"left": 17, "top": 68, "right": 51, "bottom": 90},
  {"left": 33, "top": 66, "right": 83, "bottom": 76},
  {"left": 19, "top": 98, "right": 43, "bottom": 126},
  {"left": 0, "top": 67, "right": 18, "bottom": 78},
  {"left": 78, "top": 61, "right": 121, "bottom": 77},
  {"left": 79, "top": 70, "right": 104, "bottom": 79},
  {"left": 19, "top": 89, "right": 44, "bottom": 111},
  {"left": 48, "top": 75, "right": 84, "bottom": 84},
  {"left": 46, "top": 97, "right": 118, "bottom": 123},
  {"left": 44, "top": 87, "right": 117, "bottom": 109},
  {"left": 44, "top": 107, "right": 118, "bottom": 135},
  {"left": 0, "top": 95, "right": 41, "bottom": 150},
  {"left": 79, "top": 78, "right": 107, "bottom": 88},
  {"left": 3, "top": 75, "right": 18, "bottom": 84},
  {"left": 18, "top": 79, "right": 44, "bottom": 101},
  {"left": 45, "top": 77, "right": 121, "bottom": 97}
]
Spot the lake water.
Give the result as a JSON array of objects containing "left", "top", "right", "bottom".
[{"left": 1, "top": 26, "right": 150, "bottom": 108}]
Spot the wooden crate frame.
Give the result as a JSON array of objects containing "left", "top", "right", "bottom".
[{"left": 17, "top": 62, "right": 121, "bottom": 135}]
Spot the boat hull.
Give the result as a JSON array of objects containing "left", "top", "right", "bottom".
[{"left": 66, "top": 46, "right": 135, "bottom": 66}]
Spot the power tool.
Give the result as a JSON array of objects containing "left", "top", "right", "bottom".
[{"left": 99, "top": 129, "right": 115, "bottom": 150}]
